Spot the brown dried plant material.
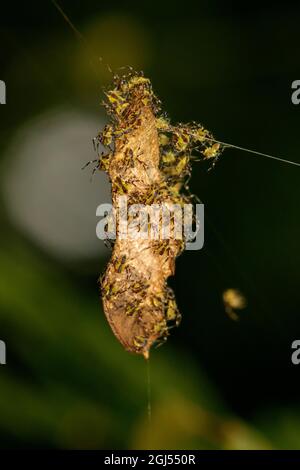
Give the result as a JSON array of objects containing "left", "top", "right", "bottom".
[{"left": 96, "top": 71, "right": 223, "bottom": 358}]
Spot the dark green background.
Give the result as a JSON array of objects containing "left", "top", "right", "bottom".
[{"left": 0, "top": 0, "right": 299, "bottom": 449}]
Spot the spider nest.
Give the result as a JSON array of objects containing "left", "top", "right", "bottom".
[{"left": 96, "top": 70, "right": 223, "bottom": 358}]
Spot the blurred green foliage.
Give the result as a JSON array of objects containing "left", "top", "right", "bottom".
[{"left": 0, "top": 237, "right": 271, "bottom": 449}]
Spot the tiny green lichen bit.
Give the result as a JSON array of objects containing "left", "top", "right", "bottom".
[{"left": 96, "top": 70, "right": 223, "bottom": 358}]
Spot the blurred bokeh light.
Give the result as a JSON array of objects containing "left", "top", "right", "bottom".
[{"left": 2, "top": 108, "right": 111, "bottom": 260}]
